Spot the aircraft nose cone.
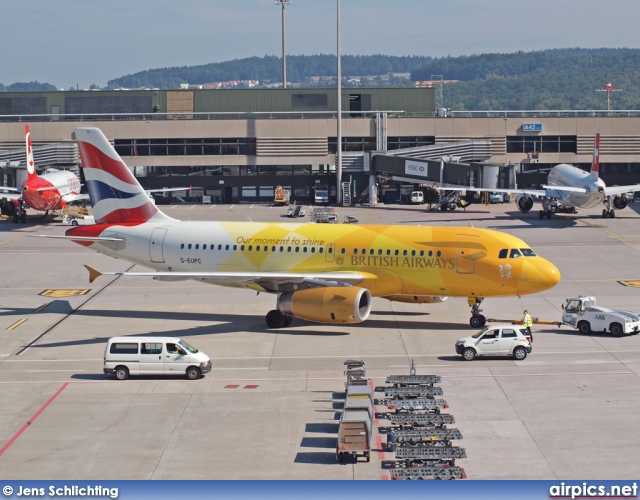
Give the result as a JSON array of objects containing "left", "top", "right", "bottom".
[{"left": 539, "top": 259, "right": 561, "bottom": 289}]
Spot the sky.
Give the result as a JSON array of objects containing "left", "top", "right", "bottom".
[{"left": 2, "top": 0, "right": 640, "bottom": 89}]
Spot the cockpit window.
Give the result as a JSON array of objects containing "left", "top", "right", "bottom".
[
  {"left": 498, "top": 249, "right": 508, "bottom": 259},
  {"left": 520, "top": 248, "right": 536, "bottom": 257},
  {"left": 510, "top": 249, "right": 522, "bottom": 258}
]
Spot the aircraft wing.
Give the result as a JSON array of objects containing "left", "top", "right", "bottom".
[
  {"left": 146, "top": 187, "right": 190, "bottom": 194},
  {"left": 603, "top": 184, "right": 640, "bottom": 197},
  {"left": 61, "top": 193, "right": 90, "bottom": 203},
  {"left": 84, "top": 265, "right": 372, "bottom": 292},
  {"left": 0, "top": 192, "right": 21, "bottom": 201},
  {"left": 440, "top": 184, "right": 584, "bottom": 199}
]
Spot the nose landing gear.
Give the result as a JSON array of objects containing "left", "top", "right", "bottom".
[{"left": 468, "top": 297, "right": 486, "bottom": 328}]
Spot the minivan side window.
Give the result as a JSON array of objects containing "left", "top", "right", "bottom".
[
  {"left": 501, "top": 329, "right": 517, "bottom": 338},
  {"left": 141, "top": 343, "right": 162, "bottom": 354},
  {"left": 110, "top": 342, "right": 138, "bottom": 354}
]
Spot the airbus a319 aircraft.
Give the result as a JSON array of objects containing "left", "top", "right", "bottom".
[
  {"left": 0, "top": 125, "right": 88, "bottom": 222},
  {"left": 46, "top": 127, "right": 561, "bottom": 329},
  {"left": 459, "top": 127, "right": 640, "bottom": 220},
  {"left": 513, "top": 127, "right": 640, "bottom": 219}
]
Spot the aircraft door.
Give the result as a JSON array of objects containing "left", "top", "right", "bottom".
[
  {"left": 456, "top": 235, "right": 478, "bottom": 274},
  {"left": 150, "top": 228, "right": 168, "bottom": 263},
  {"left": 325, "top": 243, "right": 336, "bottom": 262}
]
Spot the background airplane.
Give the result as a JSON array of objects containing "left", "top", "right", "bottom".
[
  {"left": 0, "top": 125, "right": 88, "bottom": 223},
  {"left": 446, "top": 127, "right": 640, "bottom": 219},
  {"left": 41, "top": 127, "right": 561, "bottom": 329}
]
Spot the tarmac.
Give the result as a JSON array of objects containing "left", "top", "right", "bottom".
[{"left": 1, "top": 200, "right": 640, "bottom": 480}]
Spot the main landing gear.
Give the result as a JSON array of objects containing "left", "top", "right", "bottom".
[
  {"left": 265, "top": 309, "right": 294, "bottom": 329},
  {"left": 602, "top": 197, "right": 615, "bottom": 218},
  {"left": 468, "top": 297, "right": 486, "bottom": 328},
  {"left": 12, "top": 200, "right": 26, "bottom": 223}
]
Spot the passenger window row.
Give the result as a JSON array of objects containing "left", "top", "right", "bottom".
[{"left": 179, "top": 243, "right": 441, "bottom": 257}]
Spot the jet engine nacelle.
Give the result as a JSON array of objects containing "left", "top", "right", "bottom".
[
  {"left": 613, "top": 195, "right": 628, "bottom": 210},
  {"left": 515, "top": 193, "right": 534, "bottom": 213},
  {"left": 277, "top": 286, "right": 372, "bottom": 324},
  {"left": 0, "top": 200, "right": 17, "bottom": 216},
  {"left": 384, "top": 294, "right": 448, "bottom": 304}
]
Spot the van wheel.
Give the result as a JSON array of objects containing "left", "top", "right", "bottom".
[
  {"left": 513, "top": 346, "right": 527, "bottom": 360},
  {"left": 115, "top": 366, "right": 129, "bottom": 380},
  {"left": 186, "top": 366, "right": 201, "bottom": 380}
]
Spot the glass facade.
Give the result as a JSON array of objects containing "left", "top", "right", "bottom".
[{"left": 507, "top": 136, "right": 577, "bottom": 154}]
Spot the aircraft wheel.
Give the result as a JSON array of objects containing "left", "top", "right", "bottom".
[
  {"left": 545, "top": 210, "right": 553, "bottom": 219},
  {"left": 469, "top": 314, "right": 485, "bottom": 328},
  {"left": 13, "top": 214, "right": 18, "bottom": 223},
  {"left": 602, "top": 209, "right": 609, "bottom": 218},
  {"left": 283, "top": 315, "right": 293, "bottom": 327},
  {"left": 266, "top": 309, "right": 286, "bottom": 329},
  {"left": 538, "top": 210, "right": 544, "bottom": 219},
  {"left": 610, "top": 209, "right": 615, "bottom": 218}
]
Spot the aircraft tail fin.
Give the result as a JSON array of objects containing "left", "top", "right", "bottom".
[
  {"left": 25, "top": 125, "right": 37, "bottom": 181},
  {"left": 73, "top": 127, "right": 172, "bottom": 225},
  {"left": 589, "top": 125, "right": 600, "bottom": 179}
]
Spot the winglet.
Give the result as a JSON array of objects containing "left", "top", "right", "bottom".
[{"left": 84, "top": 265, "right": 102, "bottom": 284}]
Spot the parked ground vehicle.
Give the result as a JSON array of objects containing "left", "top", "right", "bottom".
[
  {"left": 561, "top": 296, "right": 640, "bottom": 335},
  {"left": 455, "top": 324, "right": 532, "bottom": 361},
  {"left": 314, "top": 184, "right": 329, "bottom": 205},
  {"left": 410, "top": 190, "right": 424, "bottom": 204},
  {"left": 274, "top": 186, "right": 290, "bottom": 206},
  {"left": 336, "top": 410, "right": 372, "bottom": 463},
  {"left": 104, "top": 336, "right": 212, "bottom": 380},
  {"left": 62, "top": 214, "right": 95, "bottom": 226}
]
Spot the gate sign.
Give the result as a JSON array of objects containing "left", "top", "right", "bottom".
[
  {"left": 405, "top": 160, "right": 428, "bottom": 178},
  {"left": 523, "top": 123, "right": 542, "bottom": 132}
]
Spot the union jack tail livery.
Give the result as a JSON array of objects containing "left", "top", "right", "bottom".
[{"left": 73, "top": 128, "right": 171, "bottom": 225}]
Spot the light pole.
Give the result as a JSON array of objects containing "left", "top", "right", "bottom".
[
  {"left": 275, "top": 0, "right": 290, "bottom": 89},
  {"left": 336, "top": 0, "right": 342, "bottom": 204}
]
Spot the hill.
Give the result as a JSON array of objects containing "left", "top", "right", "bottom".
[
  {"left": 411, "top": 48, "right": 640, "bottom": 110},
  {"left": 2, "top": 49, "right": 639, "bottom": 111}
]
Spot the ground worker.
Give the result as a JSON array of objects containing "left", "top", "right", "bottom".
[{"left": 523, "top": 310, "right": 533, "bottom": 341}]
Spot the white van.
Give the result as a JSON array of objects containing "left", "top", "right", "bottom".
[
  {"left": 104, "top": 336, "right": 212, "bottom": 380},
  {"left": 410, "top": 191, "right": 424, "bottom": 204}
]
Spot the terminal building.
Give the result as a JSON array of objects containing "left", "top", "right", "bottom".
[{"left": 1, "top": 88, "right": 640, "bottom": 205}]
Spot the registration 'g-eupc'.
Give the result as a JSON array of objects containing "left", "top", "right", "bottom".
[
  {"left": 104, "top": 337, "right": 212, "bottom": 380},
  {"left": 55, "top": 127, "right": 560, "bottom": 329}
]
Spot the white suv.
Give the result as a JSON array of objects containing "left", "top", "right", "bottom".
[{"left": 455, "top": 324, "right": 532, "bottom": 361}]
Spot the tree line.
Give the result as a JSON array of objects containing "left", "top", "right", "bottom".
[{"left": 3, "top": 49, "right": 640, "bottom": 111}]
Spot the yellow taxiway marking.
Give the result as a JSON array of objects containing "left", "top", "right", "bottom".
[
  {"left": 33, "top": 302, "right": 52, "bottom": 313},
  {"left": 0, "top": 234, "right": 27, "bottom": 245},
  {"left": 619, "top": 280, "right": 640, "bottom": 288},
  {"left": 579, "top": 219, "right": 640, "bottom": 246},
  {"left": 0, "top": 227, "right": 45, "bottom": 246},
  {"left": 6, "top": 318, "right": 27, "bottom": 330},
  {"left": 39, "top": 289, "right": 91, "bottom": 298}
]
